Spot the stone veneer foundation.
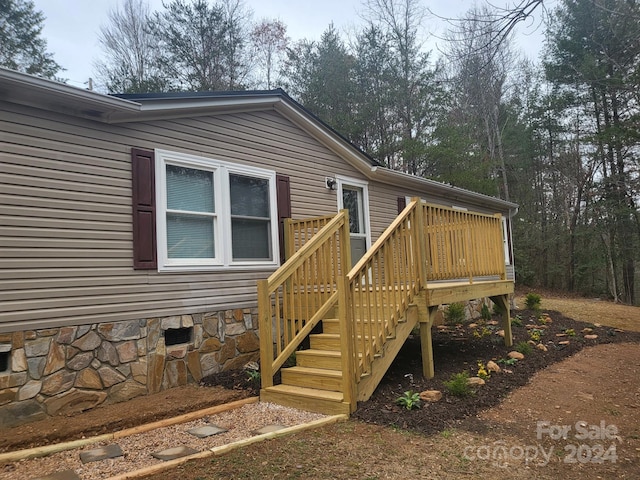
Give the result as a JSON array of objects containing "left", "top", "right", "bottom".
[{"left": 0, "top": 308, "right": 260, "bottom": 428}]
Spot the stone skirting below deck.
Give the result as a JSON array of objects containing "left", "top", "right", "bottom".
[{"left": 0, "top": 308, "right": 260, "bottom": 428}]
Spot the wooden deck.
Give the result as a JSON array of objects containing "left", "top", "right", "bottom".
[{"left": 258, "top": 200, "right": 514, "bottom": 415}]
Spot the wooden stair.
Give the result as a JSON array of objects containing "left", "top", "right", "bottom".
[
  {"left": 260, "top": 317, "right": 351, "bottom": 415},
  {"left": 260, "top": 298, "right": 421, "bottom": 415}
]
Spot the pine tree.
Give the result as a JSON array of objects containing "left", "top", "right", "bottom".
[{"left": 0, "top": 0, "right": 61, "bottom": 78}]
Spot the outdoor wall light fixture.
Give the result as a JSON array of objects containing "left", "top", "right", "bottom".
[{"left": 325, "top": 177, "right": 337, "bottom": 190}]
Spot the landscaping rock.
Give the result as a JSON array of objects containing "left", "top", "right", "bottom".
[
  {"left": 536, "top": 343, "right": 548, "bottom": 352},
  {"left": 508, "top": 351, "right": 525, "bottom": 360},
  {"left": 559, "top": 340, "right": 570, "bottom": 345},
  {"left": 584, "top": 334, "right": 598, "bottom": 340},
  {"left": 419, "top": 390, "right": 443, "bottom": 402},
  {"left": 486, "top": 360, "right": 501, "bottom": 373},
  {"left": 467, "top": 376, "right": 486, "bottom": 386},
  {"left": 496, "top": 329, "right": 505, "bottom": 337}
]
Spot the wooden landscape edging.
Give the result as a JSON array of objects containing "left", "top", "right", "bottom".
[
  {"left": 106, "top": 414, "right": 349, "bottom": 480},
  {"left": 0, "top": 397, "right": 259, "bottom": 463}
]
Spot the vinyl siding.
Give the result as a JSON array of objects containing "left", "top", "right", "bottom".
[
  {"left": 1, "top": 101, "right": 514, "bottom": 333},
  {"left": 0, "top": 102, "right": 364, "bottom": 333}
]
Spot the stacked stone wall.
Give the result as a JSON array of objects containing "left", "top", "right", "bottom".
[{"left": 0, "top": 308, "right": 259, "bottom": 428}]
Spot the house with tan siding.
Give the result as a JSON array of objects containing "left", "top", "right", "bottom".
[{"left": 0, "top": 68, "right": 517, "bottom": 426}]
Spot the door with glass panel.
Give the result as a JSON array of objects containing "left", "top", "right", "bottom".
[{"left": 341, "top": 185, "right": 368, "bottom": 266}]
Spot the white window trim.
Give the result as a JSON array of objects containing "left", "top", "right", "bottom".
[
  {"left": 335, "top": 175, "right": 372, "bottom": 250},
  {"left": 155, "top": 149, "right": 279, "bottom": 272}
]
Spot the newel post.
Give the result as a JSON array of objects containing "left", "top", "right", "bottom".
[
  {"left": 411, "top": 197, "right": 428, "bottom": 289},
  {"left": 337, "top": 276, "right": 356, "bottom": 412},
  {"left": 257, "top": 279, "right": 274, "bottom": 389}
]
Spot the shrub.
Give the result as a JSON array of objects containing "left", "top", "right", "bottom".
[
  {"left": 511, "top": 315, "right": 523, "bottom": 327},
  {"left": 445, "top": 302, "right": 466, "bottom": 325},
  {"left": 246, "top": 369, "right": 261, "bottom": 383},
  {"left": 395, "top": 390, "right": 421, "bottom": 410},
  {"left": 524, "top": 292, "right": 542, "bottom": 311},
  {"left": 515, "top": 341, "right": 533, "bottom": 355},
  {"left": 480, "top": 303, "right": 492, "bottom": 321},
  {"left": 444, "top": 371, "right": 474, "bottom": 397}
]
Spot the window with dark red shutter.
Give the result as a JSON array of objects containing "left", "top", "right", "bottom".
[
  {"left": 397, "top": 196, "right": 407, "bottom": 214},
  {"left": 131, "top": 148, "right": 157, "bottom": 269},
  {"left": 276, "top": 174, "right": 291, "bottom": 263}
]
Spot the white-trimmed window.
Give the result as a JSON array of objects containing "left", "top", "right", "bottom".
[{"left": 156, "top": 149, "right": 278, "bottom": 271}]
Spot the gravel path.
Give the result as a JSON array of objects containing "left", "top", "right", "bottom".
[{"left": 1, "top": 403, "right": 325, "bottom": 480}]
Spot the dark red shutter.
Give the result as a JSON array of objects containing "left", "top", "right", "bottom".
[
  {"left": 132, "top": 148, "right": 157, "bottom": 269},
  {"left": 397, "top": 196, "right": 407, "bottom": 214},
  {"left": 276, "top": 174, "right": 292, "bottom": 263}
]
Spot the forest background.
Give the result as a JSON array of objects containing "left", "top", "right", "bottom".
[{"left": 3, "top": 0, "right": 639, "bottom": 305}]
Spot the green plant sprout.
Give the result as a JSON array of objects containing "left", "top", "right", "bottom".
[{"left": 395, "top": 390, "right": 421, "bottom": 410}]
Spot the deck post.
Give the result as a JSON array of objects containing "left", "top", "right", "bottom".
[
  {"left": 415, "top": 292, "right": 437, "bottom": 379},
  {"left": 490, "top": 294, "right": 513, "bottom": 347},
  {"left": 419, "top": 306, "right": 438, "bottom": 379},
  {"left": 337, "top": 276, "right": 356, "bottom": 412},
  {"left": 411, "top": 197, "right": 428, "bottom": 288},
  {"left": 258, "top": 280, "right": 274, "bottom": 389}
]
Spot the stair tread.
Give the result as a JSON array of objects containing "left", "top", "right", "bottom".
[
  {"left": 296, "top": 349, "right": 341, "bottom": 357},
  {"left": 284, "top": 366, "right": 343, "bottom": 377},
  {"left": 265, "top": 384, "right": 344, "bottom": 402}
]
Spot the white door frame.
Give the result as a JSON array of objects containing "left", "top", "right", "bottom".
[{"left": 336, "top": 175, "right": 372, "bottom": 253}]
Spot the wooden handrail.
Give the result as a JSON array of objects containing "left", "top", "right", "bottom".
[
  {"left": 345, "top": 198, "right": 423, "bottom": 380},
  {"left": 259, "top": 210, "right": 351, "bottom": 389}
]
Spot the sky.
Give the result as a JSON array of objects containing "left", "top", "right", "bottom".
[{"left": 32, "top": 0, "right": 545, "bottom": 90}]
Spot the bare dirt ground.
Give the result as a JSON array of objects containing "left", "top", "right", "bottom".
[{"left": 1, "top": 290, "right": 638, "bottom": 479}]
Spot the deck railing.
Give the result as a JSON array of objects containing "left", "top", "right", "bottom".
[
  {"left": 258, "top": 210, "right": 351, "bottom": 389},
  {"left": 284, "top": 214, "right": 336, "bottom": 260},
  {"left": 345, "top": 199, "right": 425, "bottom": 381},
  {"left": 258, "top": 199, "right": 508, "bottom": 411},
  {"left": 423, "top": 203, "right": 506, "bottom": 283}
]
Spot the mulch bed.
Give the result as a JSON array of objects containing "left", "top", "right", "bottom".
[
  {"left": 201, "top": 309, "right": 640, "bottom": 436},
  {"left": 351, "top": 309, "right": 640, "bottom": 434}
]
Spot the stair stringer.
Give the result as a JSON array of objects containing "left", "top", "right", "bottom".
[{"left": 355, "top": 299, "right": 420, "bottom": 402}]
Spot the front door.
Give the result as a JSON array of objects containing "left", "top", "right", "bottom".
[{"left": 338, "top": 179, "right": 370, "bottom": 267}]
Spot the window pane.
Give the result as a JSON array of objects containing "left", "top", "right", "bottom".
[
  {"left": 167, "top": 213, "right": 214, "bottom": 258},
  {"left": 342, "top": 188, "right": 361, "bottom": 234},
  {"left": 167, "top": 165, "right": 214, "bottom": 213},
  {"left": 230, "top": 174, "right": 269, "bottom": 217},
  {"left": 232, "top": 218, "right": 271, "bottom": 260}
]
